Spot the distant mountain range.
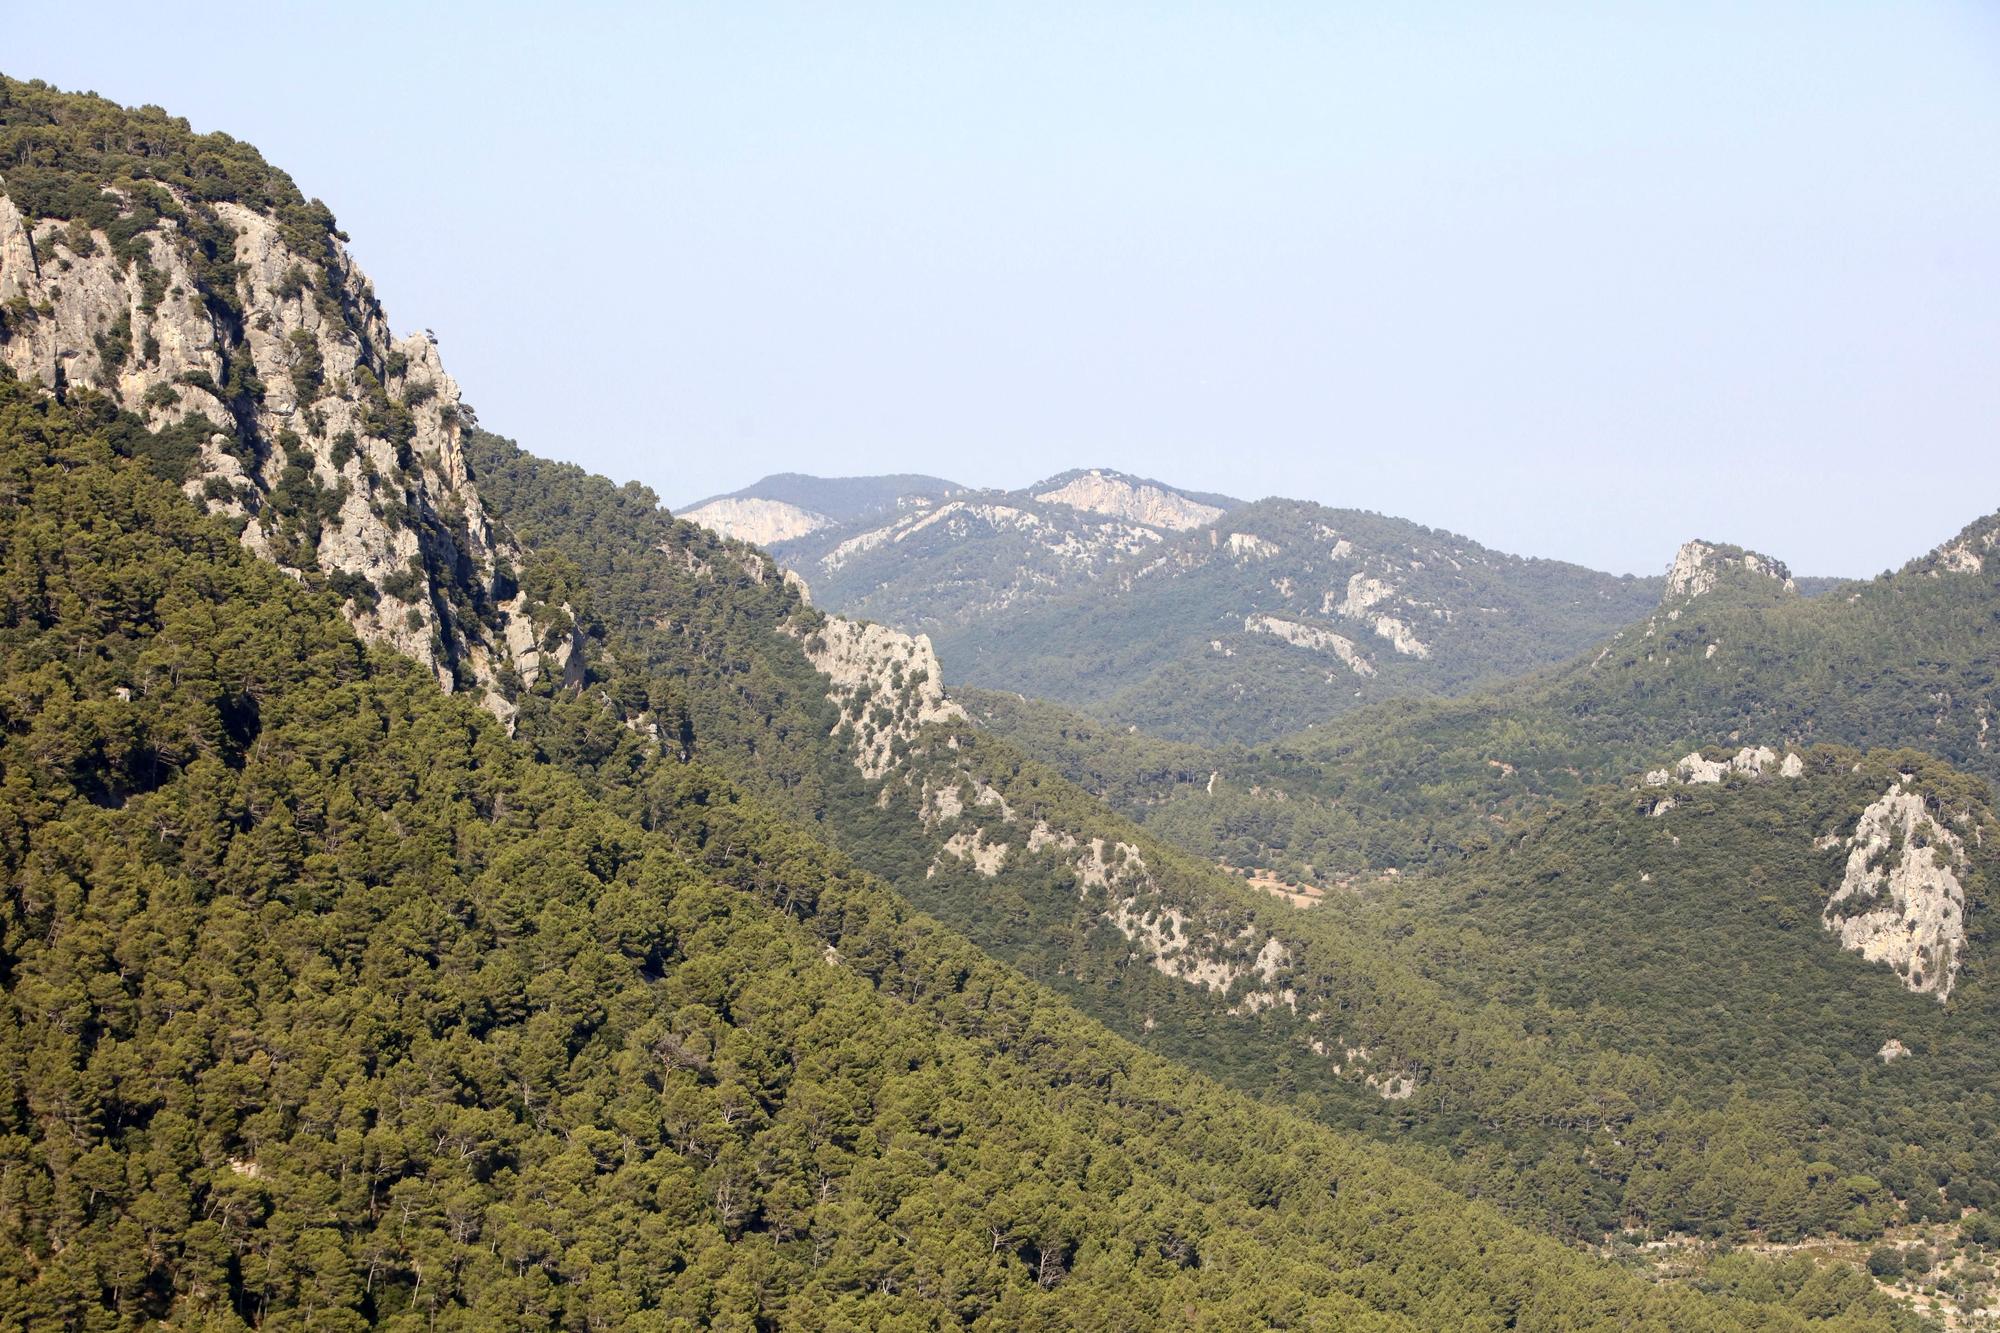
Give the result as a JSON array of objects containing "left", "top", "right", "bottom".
[
  {"left": 971, "top": 514, "right": 2000, "bottom": 888},
  {"left": 682, "top": 471, "right": 966, "bottom": 543},
  {"left": 686, "top": 467, "right": 1667, "bottom": 743},
  {"left": 1, "top": 73, "right": 1986, "bottom": 1329}
]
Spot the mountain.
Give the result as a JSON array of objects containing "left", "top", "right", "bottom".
[
  {"left": 736, "top": 467, "right": 1247, "bottom": 640},
  {"left": 0, "top": 77, "right": 552, "bottom": 717},
  {"left": 933, "top": 497, "right": 1664, "bottom": 744},
  {"left": 0, "top": 74, "right": 1978, "bottom": 1328},
  {"left": 969, "top": 518, "right": 2000, "bottom": 899},
  {"left": 3, "top": 74, "right": 1938, "bottom": 1330},
  {"left": 1, "top": 71, "right": 1928, "bottom": 1262},
  {"left": 717, "top": 463, "right": 1663, "bottom": 744},
  {"left": 681, "top": 471, "right": 964, "bottom": 546}
]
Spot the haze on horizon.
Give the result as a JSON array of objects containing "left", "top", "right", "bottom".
[{"left": 10, "top": 2, "right": 1998, "bottom": 577}]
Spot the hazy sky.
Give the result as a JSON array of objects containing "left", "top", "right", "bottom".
[{"left": 12, "top": 3, "right": 1998, "bottom": 575}]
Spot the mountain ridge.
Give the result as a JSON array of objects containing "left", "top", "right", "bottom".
[
  {"left": 0, "top": 72, "right": 1982, "bottom": 1328},
  {"left": 974, "top": 501, "right": 2000, "bottom": 889},
  {"left": 694, "top": 468, "right": 1670, "bottom": 745},
  {"left": 0, "top": 73, "right": 561, "bottom": 719}
]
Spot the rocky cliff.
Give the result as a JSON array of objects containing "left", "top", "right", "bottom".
[
  {"left": 0, "top": 86, "right": 550, "bottom": 715},
  {"left": 797, "top": 615, "right": 966, "bottom": 780},
  {"left": 681, "top": 494, "right": 834, "bottom": 546},
  {"left": 1823, "top": 780, "right": 1970, "bottom": 1001},
  {"left": 1032, "top": 467, "right": 1230, "bottom": 531},
  {"left": 1662, "top": 539, "right": 1795, "bottom": 604}
]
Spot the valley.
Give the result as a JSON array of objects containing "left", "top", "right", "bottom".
[{"left": 0, "top": 69, "right": 1991, "bottom": 1332}]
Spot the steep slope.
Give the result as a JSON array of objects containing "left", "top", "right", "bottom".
[
  {"left": 465, "top": 431, "right": 2000, "bottom": 1253},
  {"left": 1360, "top": 746, "right": 1997, "bottom": 1239},
  {"left": 3, "top": 341, "right": 1916, "bottom": 1333},
  {"left": 0, "top": 75, "right": 557, "bottom": 716}
]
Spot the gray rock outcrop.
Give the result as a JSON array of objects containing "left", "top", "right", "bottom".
[
  {"left": 1034, "top": 468, "right": 1224, "bottom": 531},
  {"left": 0, "top": 179, "right": 551, "bottom": 716},
  {"left": 682, "top": 495, "right": 834, "bottom": 546},
  {"left": 798, "top": 616, "right": 967, "bottom": 779},
  {"left": 1663, "top": 539, "right": 1795, "bottom": 603},
  {"left": 1823, "top": 781, "right": 1968, "bottom": 1002}
]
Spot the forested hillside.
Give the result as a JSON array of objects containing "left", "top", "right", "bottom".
[
  {"left": 1378, "top": 748, "right": 1995, "bottom": 1224},
  {"left": 976, "top": 530, "right": 2000, "bottom": 885},
  {"left": 933, "top": 497, "right": 1664, "bottom": 744},
  {"left": 2, "top": 73, "right": 1989, "bottom": 1330},
  {"left": 5, "top": 371, "right": 1924, "bottom": 1329},
  {"left": 463, "top": 431, "right": 2000, "bottom": 1268}
]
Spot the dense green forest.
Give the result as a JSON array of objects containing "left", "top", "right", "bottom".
[
  {"left": 971, "top": 537, "right": 2000, "bottom": 886},
  {"left": 463, "top": 432, "right": 1998, "bottom": 1262},
  {"left": 3, "top": 72, "right": 1993, "bottom": 1329},
  {"left": 955, "top": 560, "right": 2000, "bottom": 1248},
  {"left": 931, "top": 498, "right": 1664, "bottom": 745},
  {"left": 5, "top": 380, "right": 1936, "bottom": 1328},
  {"left": 1358, "top": 750, "right": 1997, "bottom": 1234}
]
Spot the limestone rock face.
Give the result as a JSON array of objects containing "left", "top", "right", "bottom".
[
  {"left": 800, "top": 616, "right": 967, "bottom": 779},
  {"left": 1639, "top": 744, "right": 1804, "bottom": 814},
  {"left": 681, "top": 495, "right": 833, "bottom": 546},
  {"left": 1335, "top": 572, "right": 1396, "bottom": 620},
  {"left": 1034, "top": 468, "right": 1224, "bottom": 531},
  {"left": 1823, "top": 782, "right": 1968, "bottom": 1002},
  {"left": 1330, "top": 571, "right": 1432, "bottom": 658},
  {"left": 1224, "top": 531, "right": 1281, "bottom": 561},
  {"left": 1931, "top": 518, "right": 1999, "bottom": 576},
  {"left": 1645, "top": 745, "right": 1800, "bottom": 787},
  {"left": 0, "top": 180, "right": 547, "bottom": 715},
  {"left": 1243, "top": 614, "right": 1375, "bottom": 677},
  {"left": 1663, "top": 539, "right": 1795, "bottom": 603}
]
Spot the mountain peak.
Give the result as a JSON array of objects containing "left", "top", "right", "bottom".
[
  {"left": 680, "top": 494, "right": 835, "bottom": 546},
  {"left": 1924, "top": 511, "right": 1999, "bottom": 576},
  {"left": 1664, "top": 539, "right": 1794, "bottom": 603},
  {"left": 1031, "top": 467, "right": 1233, "bottom": 531},
  {"left": 0, "top": 81, "right": 544, "bottom": 716},
  {"left": 683, "top": 472, "right": 963, "bottom": 537}
]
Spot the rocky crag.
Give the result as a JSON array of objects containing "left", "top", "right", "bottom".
[
  {"left": 0, "top": 83, "right": 558, "bottom": 714},
  {"left": 1824, "top": 780, "right": 1971, "bottom": 1001}
]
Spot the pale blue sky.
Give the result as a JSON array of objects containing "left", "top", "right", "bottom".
[{"left": 12, "top": 3, "right": 1999, "bottom": 575}]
